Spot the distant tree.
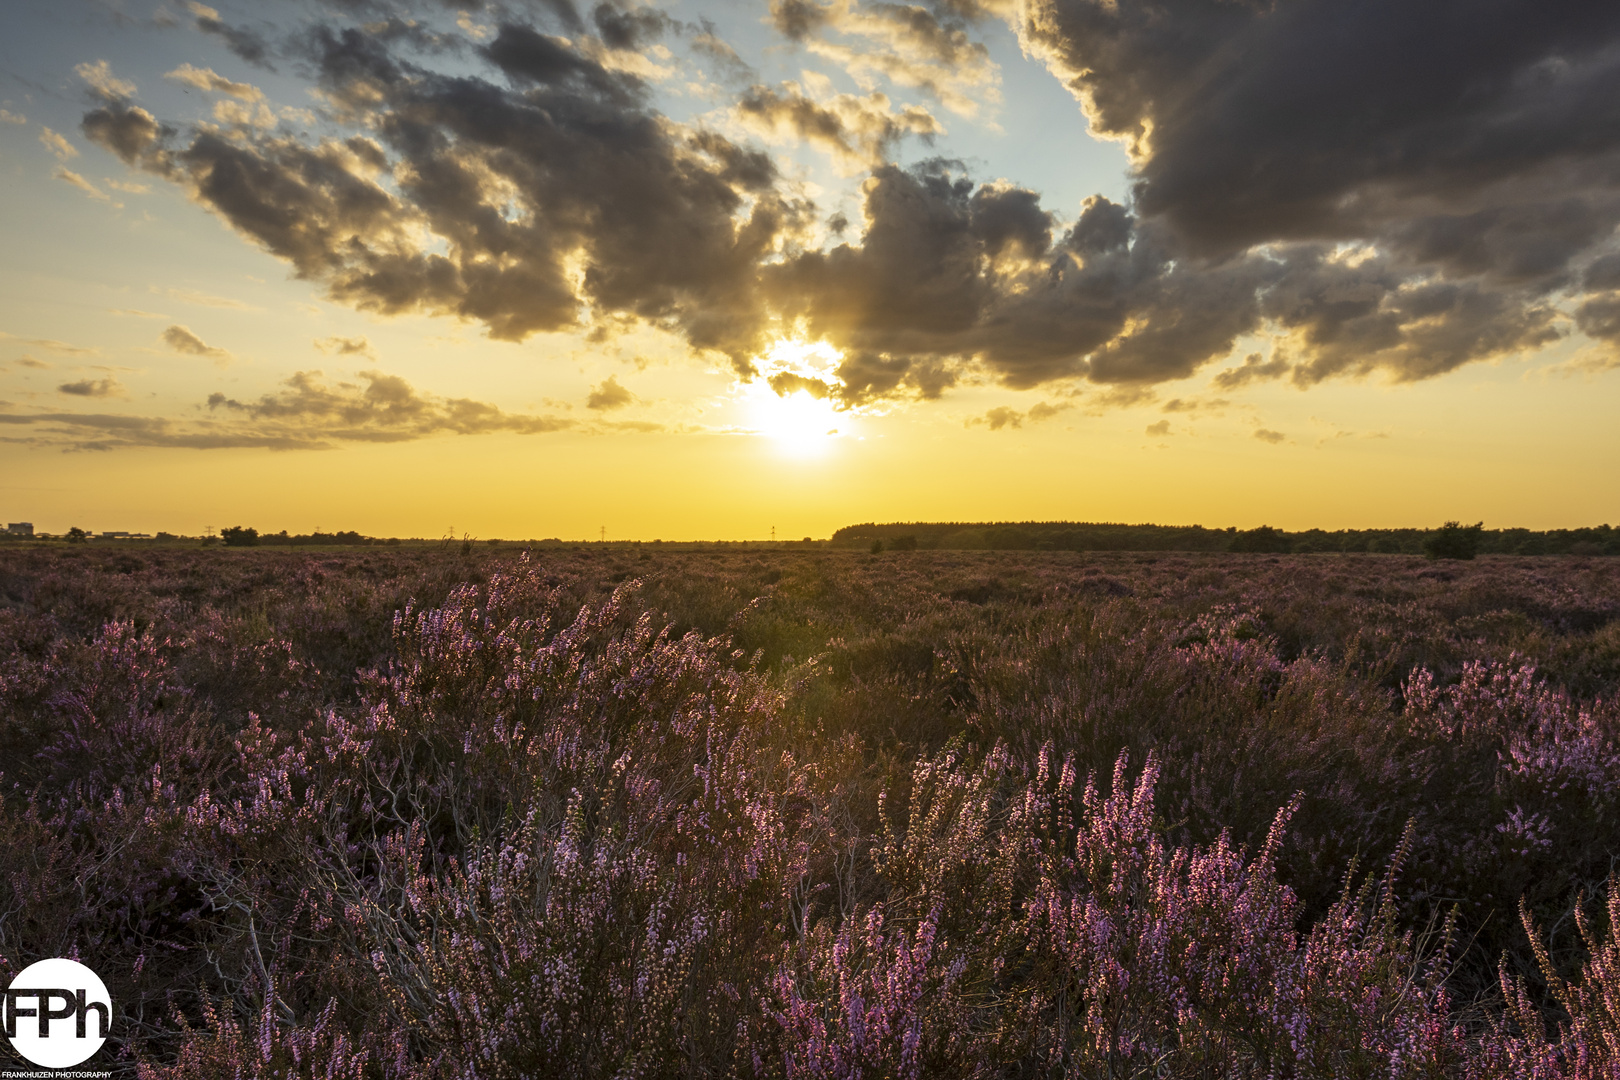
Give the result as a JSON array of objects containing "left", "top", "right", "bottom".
[
  {"left": 869, "top": 539, "right": 884, "bottom": 554},
  {"left": 890, "top": 534, "right": 918, "bottom": 551},
  {"left": 66, "top": 526, "right": 87, "bottom": 544},
  {"left": 221, "top": 525, "right": 259, "bottom": 548},
  {"left": 1228, "top": 525, "right": 1291, "bottom": 553},
  {"left": 1424, "top": 521, "right": 1483, "bottom": 561}
]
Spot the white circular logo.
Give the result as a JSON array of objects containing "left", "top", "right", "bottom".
[{"left": 5, "top": 958, "right": 111, "bottom": 1069}]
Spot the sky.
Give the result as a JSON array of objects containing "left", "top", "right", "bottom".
[{"left": 0, "top": 0, "right": 1617, "bottom": 540}]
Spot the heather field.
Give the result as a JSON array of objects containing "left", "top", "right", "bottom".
[{"left": 4, "top": 544, "right": 1620, "bottom": 1078}]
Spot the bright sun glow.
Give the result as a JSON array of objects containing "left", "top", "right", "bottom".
[{"left": 745, "top": 339, "right": 849, "bottom": 456}]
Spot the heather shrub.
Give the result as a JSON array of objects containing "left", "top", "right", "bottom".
[
  {"left": 0, "top": 546, "right": 1618, "bottom": 1076},
  {"left": 767, "top": 747, "right": 1462, "bottom": 1078}
]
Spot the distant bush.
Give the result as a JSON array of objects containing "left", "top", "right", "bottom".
[
  {"left": 1229, "top": 524, "right": 1292, "bottom": 552},
  {"left": 890, "top": 533, "right": 918, "bottom": 551},
  {"left": 220, "top": 525, "right": 258, "bottom": 547},
  {"left": 1424, "top": 520, "right": 1483, "bottom": 560}
]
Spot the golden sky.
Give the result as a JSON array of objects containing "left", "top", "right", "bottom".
[{"left": 1, "top": 0, "right": 1617, "bottom": 538}]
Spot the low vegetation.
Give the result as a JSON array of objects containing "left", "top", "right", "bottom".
[{"left": 1, "top": 545, "right": 1618, "bottom": 1077}]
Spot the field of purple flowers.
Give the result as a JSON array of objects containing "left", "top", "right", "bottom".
[{"left": 2, "top": 544, "right": 1618, "bottom": 1077}]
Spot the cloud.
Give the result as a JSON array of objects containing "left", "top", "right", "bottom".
[
  {"left": 161, "top": 324, "right": 230, "bottom": 360},
  {"left": 75, "top": 60, "right": 136, "bottom": 101},
  {"left": 83, "top": 20, "right": 805, "bottom": 371},
  {"left": 0, "top": 109, "right": 25, "bottom": 125},
  {"left": 162, "top": 287, "right": 257, "bottom": 310},
  {"left": 163, "top": 63, "right": 264, "bottom": 100},
  {"left": 210, "top": 99, "right": 279, "bottom": 128},
  {"left": 314, "top": 335, "right": 376, "bottom": 358},
  {"left": 1144, "top": 419, "right": 1170, "bottom": 436},
  {"left": 0, "top": 333, "right": 99, "bottom": 356},
  {"left": 53, "top": 168, "right": 111, "bottom": 201},
  {"left": 767, "top": 371, "right": 834, "bottom": 398},
  {"left": 1006, "top": 0, "right": 1620, "bottom": 368},
  {"left": 184, "top": 1, "right": 274, "bottom": 67},
  {"left": 1160, "top": 396, "right": 1228, "bottom": 414},
  {"left": 105, "top": 178, "right": 151, "bottom": 194},
  {"left": 109, "top": 308, "right": 167, "bottom": 318},
  {"left": 1212, "top": 352, "right": 1291, "bottom": 390},
  {"left": 39, "top": 127, "right": 78, "bottom": 159},
  {"left": 0, "top": 370, "right": 574, "bottom": 452},
  {"left": 1016, "top": 1, "right": 1620, "bottom": 256},
  {"left": 692, "top": 23, "right": 756, "bottom": 84},
  {"left": 964, "top": 397, "right": 1071, "bottom": 428},
  {"left": 764, "top": 167, "right": 1271, "bottom": 389},
  {"left": 15, "top": 356, "right": 50, "bottom": 369},
  {"left": 57, "top": 378, "right": 123, "bottom": 398},
  {"left": 586, "top": 374, "right": 634, "bottom": 410},
  {"left": 969, "top": 405, "right": 1022, "bottom": 430},
  {"left": 736, "top": 82, "right": 942, "bottom": 170},
  {"left": 1253, "top": 428, "right": 1286, "bottom": 444},
  {"left": 770, "top": 0, "right": 1004, "bottom": 119},
  {"left": 205, "top": 369, "right": 574, "bottom": 440},
  {"left": 69, "top": 2, "right": 1620, "bottom": 412}
]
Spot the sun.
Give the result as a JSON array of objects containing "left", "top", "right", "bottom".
[{"left": 744, "top": 339, "right": 849, "bottom": 456}]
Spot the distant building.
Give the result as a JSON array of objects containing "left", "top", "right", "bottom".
[
  {"left": 101, "top": 531, "right": 131, "bottom": 539},
  {"left": 5, "top": 522, "right": 32, "bottom": 537}
]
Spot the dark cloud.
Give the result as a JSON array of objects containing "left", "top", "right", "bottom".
[
  {"left": 0, "top": 366, "right": 584, "bottom": 452},
  {"left": 1212, "top": 352, "right": 1291, "bottom": 391},
  {"left": 585, "top": 374, "right": 633, "bottom": 410},
  {"left": 206, "top": 369, "right": 572, "bottom": 440},
  {"left": 1018, "top": 1, "right": 1620, "bottom": 257},
  {"left": 74, "top": 1, "right": 1620, "bottom": 413},
  {"left": 87, "top": 17, "right": 805, "bottom": 372},
  {"left": 161, "top": 324, "right": 230, "bottom": 359},
  {"left": 81, "top": 101, "right": 167, "bottom": 163},
  {"left": 185, "top": 1, "right": 274, "bottom": 68},
  {"left": 1160, "top": 396, "right": 1228, "bottom": 414},
  {"left": 763, "top": 166, "right": 1275, "bottom": 389},
  {"left": 966, "top": 398, "right": 1070, "bottom": 431},
  {"left": 770, "top": 0, "right": 832, "bottom": 42},
  {"left": 0, "top": 410, "right": 323, "bottom": 452},
  {"left": 1253, "top": 428, "right": 1286, "bottom": 445},
  {"left": 58, "top": 378, "right": 122, "bottom": 397},
  {"left": 1575, "top": 294, "right": 1620, "bottom": 344},
  {"left": 315, "top": 335, "right": 376, "bottom": 358},
  {"left": 978, "top": 405, "right": 1021, "bottom": 430},
  {"left": 1004, "top": 0, "right": 1620, "bottom": 377},
  {"left": 591, "top": 3, "right": 676, "bottom": 51}
]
